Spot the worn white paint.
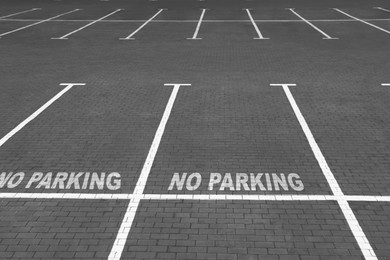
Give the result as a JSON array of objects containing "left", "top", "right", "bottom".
[
  {"left": 52, "top": 9, "right": 122, "bottom": 39},
  {"left": 0, "top": 83, "right": 85, "bottom": 148},
  {"left": 0, "top": 8, "right": 41, "bottom": 19},
  {"left": 187, "top": 9, "right": 207, "bottom": 40},
  {"left": 244, "top": 9, "right": 269, "bottom": 39},
  {"left": 272, "top": 83, "right": 377, "bottom": 260},
  {"left": 0, "top": 9, "right": 80, "bottom": 37}
]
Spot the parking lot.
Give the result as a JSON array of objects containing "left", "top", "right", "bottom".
[{"left": 0, "top": 0, "right": 389, "bottom": 259}]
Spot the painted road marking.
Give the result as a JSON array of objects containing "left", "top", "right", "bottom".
[
  {"left": 334, "top": 8, "right": 390, "bottom": 35},
  {"left": 382, "top": 83, "right": 390, "bottom": 86},
  {"left": 0, "top": 83, "right": 85, "bottom": 148},
  {"left": 52, "top": 9, "right": 122, "bottom": 39},
  {"left": 168, "top": 172, "right": 304, "bottom": 191},
  {"left": 0, "top": 9, "right": 80, "bottom": 38},
  {"left": 108, "top": 83, "right": 191, "bottom": 260},
  {"left": 2, "top": 18, "right": 390, "bottom": 23},
  {"left": 271, "top": 83, "right": 377, "bottom": 260},
  {"left": 374, "top": 7, "right": 390, "bottom": 13},
  {"left": 119, "top": 9, "right": 165, "bottom": 40},
  {"left": 244, "top": 9, "right": 269, "bottom": 39},
  {"left": 288, "top": 8, "right": 338, "bottom": 39},
  {"left": 187, "top": 9, "right": 207, "bottom": 40},
  {"left": 1, "top": 193, "right": 390, "bottom": 202},
  {"left": 0, "top": 8, "right": 41, "bottom": 19}
]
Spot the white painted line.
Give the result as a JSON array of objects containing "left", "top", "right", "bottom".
[
  {"left": 119, "top": 9, "right": 165, "bottom": 40},
  {"left": 244, "top": 9, "right": 269, "bottom": 39},
  {"left": 374, "top": 7, "right": 390, "bottom": 13},
  {"left": 288, "top": 9, "right": 338, "bottom": 39},
  {"left": 381, "top": 83, "right": 390, "bottom": 86},
  {"left": 0, "top": 9, "right": 80, "bottom": 38},
  {"left": 108, "top": 83, "right": 191, "bottom": 260},
  {"left": 52, "top": 9, "right": 122, "bottom": 39},
  {"left": 334, "top": 8, "right": 390, "bottom": 35},
  {"left": 0, "top": 8, "right": 41, "bottom": 19},
  {"left": 0, "top": 83, "right": 85, "bottom": 148},
  {"left": 2, "top": 18, "right": 390, "bottom": 23},
  {"left": 272, "top": 83, "right": 378, "bottom": 260},
  {"left": 187, "top": 9, "right": 207, "bottom": 40},
  {"left": 1, "top": 193, "right": 390, "bottom": 202}
]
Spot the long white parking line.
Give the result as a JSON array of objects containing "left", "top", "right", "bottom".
[
  {"left": 382, "top": 83, "right": 390, "bottom": 86},
  {"left": 0, "top": 9, "right": 80, "bottom": 38},
  {"left": 374, "top": 7, "right": 390, "bottom": 13},
  {"left": 0, "top": 8, "right": 41, "bottom": 19},
  {"left": 0, "top": 83, "right": 85, "bottom": 148},
  {"left": 288, "top": 8, "right": 338, "bottom": 39},
  {"left": 244, "top": 9, "right": 269, "bottom": 39},
  {"left": 1, "top": 193, "right": 390, "bottom": 202},
  {"left": 52, "top": 9, "right": 122, "bottom": 39},
  {"left": 187, "top": 9, "right": 207, "bottom": 40},
  {"left": 108, "top": 83, "right": 191, "bottom": 260},
  {"left": 334, "top": 8, "right": 390, "bottom": 35},
  {"left": 119, "top": 9, "right": 165, "bottom": 40},
  {"left": 272, "top": 83, "right": 377, "bottom": 260}
]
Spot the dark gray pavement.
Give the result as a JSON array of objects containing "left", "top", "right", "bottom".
[{"left": 0, "top": 0, "right": 389, "bottom": 259}]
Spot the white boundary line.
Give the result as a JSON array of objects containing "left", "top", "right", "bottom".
[
  {"left": 0, "top": 83, "right": 85, "bottom": 148},
  {"left": 187, "top": 9, "right": 207, "bottom": 40},
  {"left": 381, "top": 83, "right": 390, "bottom": 86},
  {"left": 271, "top": 83, "right": 377, "bottom": 260},
  {"left": 1, "top": 193, "right": 390, "bottom": 202},
  {"left": 1, "top": 18, "right": 390, "bottom": 23},
  {"left": 0, "top": 9, "right": 80, "bottom": 38},
  {"left": 334, "top": 8, "right": 390, "bottom": 35},
  {"left": 244, "top": 9, "right": 269, "bottom": 39},
  {"left": 287, "top": 8, "right": 338, "bottom": 39},
  {"left": 374, "top": 7, "right": 390, "bottom": 13},
  {"left": 52, "top": 9, "right": 122, "bottom": 39},
  {"left": 119, "top": 9, "right": 165, "bottom": 40},
  {"left": 0, "top": 8, "right": 41, "bottom": 19},
  {"left": 108, "top": 83, "right": 190, "bottom": 260}
]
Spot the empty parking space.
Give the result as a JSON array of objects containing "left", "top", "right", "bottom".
[
  {"left": 351, "top": 202, "right": 390, "bottom": 260},
  {"left": 122, "top": 200, "right": 364, "bottom": 259},
  {"left": 0, "top": 198, "right": 127, "bottom": 259}
]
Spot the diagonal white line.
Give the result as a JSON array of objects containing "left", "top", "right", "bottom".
[
  {"left": 0, "top": 8, "right": 41, "bottom": 19},
  {"left": 187, "top": 9, "right": 207, "bottom": 40},
  {"left": 0, "top": 83, "right": 85, "bottom": 148},
  {"left": 0, "top": 9, "right": 80, "bottom": 37},
  {"left": 120, "top": 9, "right": 165, "bottom": 40},
  {"left": 272, "top": 83, "right": 378, "bottom": 260},
  {"left": 288, "top": 8, "right": 338, "bottom": 39},
  {"left": 52, "top": 9, "right": 122, "bottom": 39},
  {"left": 244, "top": 9, "right": 269, "bottom": 39},
  {"left": 108, "top": 83, "right": 190, "bottom": 260},
  {"left": 374, "top": 7, "right": 390, "bottom": 13},
  {"left": 334, "top": 8, "right": 390, "bottom": 35}
]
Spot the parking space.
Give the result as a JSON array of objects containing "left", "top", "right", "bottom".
[
  {"left": 0, "top": 198, "right": 127, "bottom": 259},
  {"left": 123, "top": 200, "right": 364, "bottom": 259},
  {"left": 351, "top": 202, "right": 390, "bottom": 260}
]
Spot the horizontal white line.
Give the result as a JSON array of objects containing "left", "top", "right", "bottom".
[
  {"left": 382, "top": 83, "right": 390, "bottom": 86},
  {"left": 1, "top": 193, "right": 390, "bottom": 202},
  {"left": 1, "top": 18, "right": 390, "bottom": 23}
]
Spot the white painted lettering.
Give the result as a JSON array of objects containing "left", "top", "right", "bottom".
[
  {"left": 107, "top": 172, "right": 121, "bottom": 190},
  {"left": 236, "top": 173, "right": 250, "bottom": 191},
  {"left": 51, "top": 172, "right": 68, "bottom": 189},
  {"left": 288, "top": 173, "right": 304, "bottom": 191},
  {"left": 25, "top": 172, "right": 43, "bottom": 188},
  {"left": 90, "top": 172, "right": 105, "bottom": 190},
  {"left": 272, "top": 173, "right": 289, "bottom": 191},
  {"left": 0, "top": 172, "right": 13, "bottom": 188},
  {"left": 7, "top": 172, "right": 24, "bottom": 188},
  {"left": 186, "top": 172, "right": 201, "bottom": 191},
  {"left": 66, "top": 172, "right": 84, "bottom": 189},
  {"left": 36, "top": 172, "right": 52, "bottom": 189},
  {"left": 168, "top": 172, "right": 187, "bottom": 191},
  {"left": 208, "top": 172, "right": 222, "bottom": 190},
  {"left": 250, "top": 173, "right": 266, "bottom": 191},
  {"left": 220, "top": 173, "right": 234, "bottom": 191}
]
